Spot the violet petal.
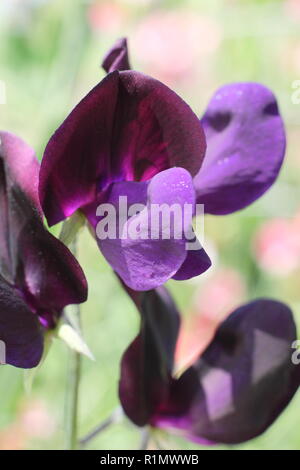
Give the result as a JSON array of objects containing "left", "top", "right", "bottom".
[{"left": 194, "top": 83, "right": 286, "bottom": 214}]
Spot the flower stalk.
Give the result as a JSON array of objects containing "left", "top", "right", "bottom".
[
  {"left": 80, "top": 407, "right": 123, "bottom": 447},
  {"left": 64, "top": 237, "right": 82, "bottom": 450}
]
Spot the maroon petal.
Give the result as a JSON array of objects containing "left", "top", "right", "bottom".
[
  {"left": 119, "top": 287, "right": 180, "bottom": 426},
  {"left": 102, "top": 38, "right": 131, "bottom": 73},
  {"left": 0, "top": 132, "right": 40, "bottom": 282},
  {"left": 0, "top": 132, "right": 87, "bottom": 315},
  {"left": 0, "top": 131, "right": 40, "bottom": 207},
  {"left": 39, "top": 71, "right": 206, "bottom": 226},
  {"left": 39, "top": 72, "right": 120, "bottom": 226},
  {"left": 194, "top": 83, "right": 286, "bottom": 214},
  {"left": 0, "top": 274, "right": 43, "bottom": 368},
  {"left": 15, "top": 198, "right": 88, "bottom": 312},
  {"left": 154, "top": 300, "right": 299, "bottom": 444}
]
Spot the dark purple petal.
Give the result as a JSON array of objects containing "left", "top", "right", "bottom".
[
  {"left": 102, "top": 38, "right": 131, "bottom": 73},
  {"left": 0, "top": 274, "right": 43, "bottom": 368},
  {"left": 39, "top": 71, "right": 206, "bottom": 226},
  {"left": 15, "top": 198, "right": 88, "bottom": 313},
  {"left": 89, "top": 168, "right": 200, "bottom": 290},
  {"left": 0, "top": 131, "right": 40, "bottom": 207},
  {"left": 119, "top": 287, "right": 180, "bottom": 426},
  {"left": 0, "top": 132, "right": 88, "bottom": 315},
  {"left": 0, "top": 132, "right": 41, "bottom": 282},
  {"left": 154, "top": 299, "right": 299, "bottom": 444},
  {"left": 194, "top": 83, "right": 286, "bottom": 214},
  {"left": 39, "top": 72, "right": 120, "bottom": 226},
  {"left": 172, "top": 239, "right": 211, "bottom": 281}
]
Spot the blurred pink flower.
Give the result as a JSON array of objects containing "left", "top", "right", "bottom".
[
  {"left": 20, "top": 399, "right": 56, "bottom": 439},
  {"left": 0, "top": 399, "right": 56, "bottom": 449},
  {"left": 175, "top": 268, "right": 246, "bottom": 371},
  {"left": 284, "top": 0, "right": 300, "bottom": 21},
  {"left": 132, "top": 11, "right": 222, "bottom": 84},
  {"left": 253, "top": 218, "right": 300, "bottom": 277},
  {"left": 87, "top": 1, "right": 125, "bottom": 33},
  {"left": 0, "top": 424, "right": 26, "bottom": 450}
]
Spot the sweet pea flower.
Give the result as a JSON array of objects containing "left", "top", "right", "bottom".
[
  {"left": 0, "top": 132, "right": 87, "bottom": 369},
  {"left": 119, "top": 287, "right": 299, "bottom": 444},
  {"left": 102, "top": 39, "right": 286, "bottom": 216},
  {"left": 39, "top": 39, "right": 210, "bottom": 291},
  {"left": 39, "top": 38, "right": 285, "bottom": 290}
]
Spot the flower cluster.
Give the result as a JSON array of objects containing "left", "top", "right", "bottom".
[{"left": 0, "top": 37, "right": 299, "bottom": 446}]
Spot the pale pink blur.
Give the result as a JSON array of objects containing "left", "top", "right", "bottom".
[
  {"left": 132, "top": 11, "right": 222, "bottom": 85},
  {"left": 253, "top": 217, "right": 300, "bottom": 277},
  {"left": 87, "top": 1, "right": 126, "bottom": 33},
  {"left": 175, "top": 268, "right": 246, "bottom": 372},
  {"left": 0, "top": 399, "right": 56, "bottom": 450},
  {"left": 284, "top": 0, "right": 300, "bottom": 21}
]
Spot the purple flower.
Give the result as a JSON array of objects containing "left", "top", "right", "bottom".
[
  {"left": 39, "top": 38, "right": 285, "bottom": 291},
  {"left": 38, "top": 41, "right": 209, "bottom": 291},
  {"left": 101, "top": 38, "right": 286, "bottom": 217},
  {"left": 0, "top": 131, "right": 88, "bottom": 369},
  {"left": 119, "top": 288, "right": 299, "bottom": 444}
]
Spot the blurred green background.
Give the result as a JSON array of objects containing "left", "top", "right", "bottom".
[{"left": 0, "top": 0, "right": 300, "bottom": 450}]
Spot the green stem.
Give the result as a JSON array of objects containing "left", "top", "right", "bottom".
[
  {"left": 79, "top": 407, "right": 123, "bottom": 448},
  {"left": 139, "top": 428, "right": 151, "bottom": 450},
  {"left": 64, "top": 238, "right": 81, "bottom": 450}
]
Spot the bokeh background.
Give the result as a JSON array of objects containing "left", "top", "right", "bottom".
[{"left": 0, "top": 0, "right": 300, "bottom": 450}]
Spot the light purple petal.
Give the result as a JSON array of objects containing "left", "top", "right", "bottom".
[
  {"left": 194, "top": 83, "right": 286, "bottom": 214},
  {"left": 88, "top": 168, "right": 199, "bottom": 290}
]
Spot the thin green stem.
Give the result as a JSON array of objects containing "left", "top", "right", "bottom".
[
  {"left": 64, "top": 237, "right": 81, "bottom": 450},
  {"left": 79, "top": 407, "right": 123, "bottom": 447},
  {"left": 65, "top": 331, "right": 81, "bottom": 449},
  {"left": 139, "top": 428, "right": 151, "bottom": 450}
]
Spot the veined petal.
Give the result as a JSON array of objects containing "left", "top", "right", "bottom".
[
  {"left": 194, "top": 83, "right": 286, "bottom": 214},
  {"left": 154, "top": 299, "right": 299, "bottom": 444},
  {"left": 0, "top": 274, "right": 43, "bottom": 368},
  {"left": 119, "top": 287, "right": 180, "bottom": 426},
  {"left": 39, "top": 71, "right": 206, "bottom": 226}
]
